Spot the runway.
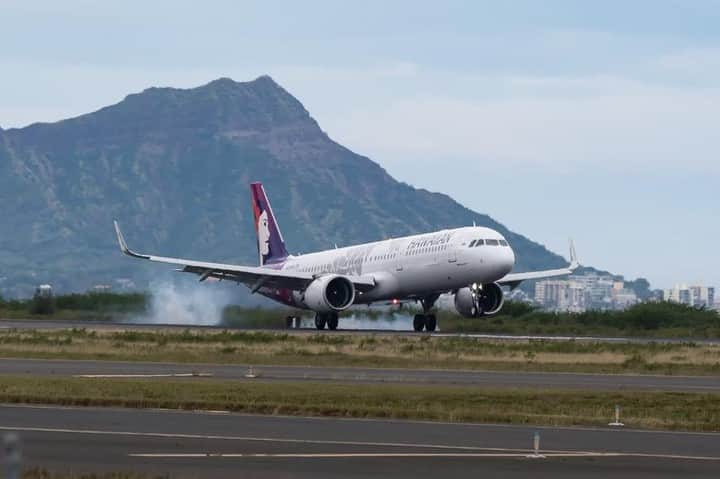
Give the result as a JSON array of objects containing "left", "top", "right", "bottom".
[
  {"left": 0, "top": 358, "right": 720, "bottom": 393},
  {"left": 3, "top": 404, "right": 719, "bottom": 478},
  {"left": 1, "top": 357, "right": 719, "bottom": 392},
  {"left": 2, "top": 318, "right": 719, "bottom": 345}
]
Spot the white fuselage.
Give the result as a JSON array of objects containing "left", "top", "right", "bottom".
[{"left": 281, "top": 226, "right": 515, "bottom": 304}]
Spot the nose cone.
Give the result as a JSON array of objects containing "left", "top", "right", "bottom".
[
  {"left": 503, "top": 246, "right": 516, "bottom": 276},
  {"left": 475, "top": 244, "right": 515, "bottom": 280}
]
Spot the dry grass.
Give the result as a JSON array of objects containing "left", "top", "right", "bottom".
[{"left": 1, "top": 327, "right": 720, "bottom": 374}]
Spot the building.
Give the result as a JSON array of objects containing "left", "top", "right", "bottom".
[
  {"left": 534, "top": 279, "right": 588, "bottom": 312},
  {"left": 664, "top": 284, "right": 716, "bottom": 309},
  {"left": 612, "top": 288, "right": 638, "bottom": 310},
  {"left": 534, "top": 280, "right": 567, "bottom": 310},
  {"left": 534, "top": 272, "right": 639, "bottom": 312}
]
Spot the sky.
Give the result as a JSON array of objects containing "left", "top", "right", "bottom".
[{"left": 1, "top": 0, "right": 718, "bottom": 289}]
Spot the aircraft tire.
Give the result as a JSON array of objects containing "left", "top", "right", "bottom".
[
  {"left": 413, "top": 314, "right": 426, "bottom": 332},
  {"left": 327, "top": 314, "right": 339, "bottom": 330},
  {"left": 314, "top": 315, "right": 327, "bottom": 330},
  {"left": 425, "top": 314, "right": 437, "bottom": 332},
  {"left": 285, "top": 316, "right": 294, "bottom": 329}
]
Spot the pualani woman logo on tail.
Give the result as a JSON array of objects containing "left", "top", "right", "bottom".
[
  {"left": 250, "top": 182, "right": 290, "bottom": 267},
  {"left": 257, "top": 209, "right": 271, "bottom": 260}
]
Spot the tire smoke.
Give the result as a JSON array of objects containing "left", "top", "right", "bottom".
[{"left": 141, "top": 280, "right": 233, "bottom": 325}]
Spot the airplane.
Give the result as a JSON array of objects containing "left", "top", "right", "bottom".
[{"left": 113, "top": 182, "right": 579, "bottom": 332}]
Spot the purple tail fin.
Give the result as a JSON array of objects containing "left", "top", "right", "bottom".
[{"left": 250, "top": 182, "right": 289, "bottom": 266}]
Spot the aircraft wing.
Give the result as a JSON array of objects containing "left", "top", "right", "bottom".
[
  {"left": 498, "top": 240, "right": 580, "bottom": 290},
  {"left": 113, "top": 221, "right": 376, "bottom": 293}
]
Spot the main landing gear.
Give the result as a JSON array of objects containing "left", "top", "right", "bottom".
[
  {"left": 314, "top": 312, "right": 339, "bottom": 330},
  {"left": 413, "top": 295, "right": 439, "bottom": 332},
  {"left": 285, "top": 316, "right": 302, "bottom": 329},
  {"left": 284, "top": 313, "right": 339, "bottom": 330},
  {"left": 413, "top": 314, "right": 437, "bottom": 332}
]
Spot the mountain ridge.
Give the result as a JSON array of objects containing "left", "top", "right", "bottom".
[{"left": 0, "top": 76, "right": 568, "bottom": 298}]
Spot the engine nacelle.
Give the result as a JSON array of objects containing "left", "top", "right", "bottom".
[
  {"left": 454, "top": 282, "right": 505, "bottom": 318},
  {"left": 298, "top": 275, "right": 356, "bottom": 312}
]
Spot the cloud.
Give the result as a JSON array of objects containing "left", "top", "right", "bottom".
[
  {"left": 2, "top": 59, "right": 717, "bottom": 177},
  {"left": 650, "top": 47, "right": 720, "bottom": 84},
  {"left": 309, "top": 70, "right": 720, "bottom": 174}
]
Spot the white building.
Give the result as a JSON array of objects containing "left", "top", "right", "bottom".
[
  {"left": 612, "top": 288, "right": 638, "bottom": 309},
  {"left": 664, "top": 284, "right": 715, "bottom": 308},
  {"left": 535, "top": 272, "right": 638, "bottom": 312},
  {"left": 535, "top": 280, "right": 568, "bottom": 310}
]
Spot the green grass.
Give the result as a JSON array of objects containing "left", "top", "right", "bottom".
[
  {"left": 436, "top": 301, "right": 720, "bottom": 338},
  {"left": 1, "top": 375, "right": 719, "bottom": 431}
]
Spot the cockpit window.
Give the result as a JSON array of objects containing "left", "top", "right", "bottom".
[
  {"left": 475, "top": 239, "right": 484, "bottom": 246},
  {"left": 499, "top": 240, "right": 508, "bottom": 246},
  {"left": 486, "top": 239, "right": 499, "bottom": 246},
  {"left": 468, "top": 240, "right": 477, "bottom": 247}
]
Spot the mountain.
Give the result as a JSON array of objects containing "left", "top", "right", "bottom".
[{"left": 0, "top": 76, "right": 568, "bottom": 297}]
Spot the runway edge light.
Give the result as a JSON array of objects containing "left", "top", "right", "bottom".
[
  {"left": 525, "top": 431, "right": 546, "bottom": 459},
  {"left": 608, "top": 404, "right": 625, "bottom": 427}
]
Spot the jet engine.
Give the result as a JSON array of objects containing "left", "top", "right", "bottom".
[
  {"left": 454, "top": 282, "right": 505, "bottom": 318},
  {"left": 298, "top": 275, "right": 356, "bottom": 312}
]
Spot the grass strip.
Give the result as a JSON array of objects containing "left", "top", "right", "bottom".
[
  {"left": 2, "top": 327, "right": 720, "bottom": 375},
  {"left": 1, "top": 375, "right": 719, "bottom": 431}
]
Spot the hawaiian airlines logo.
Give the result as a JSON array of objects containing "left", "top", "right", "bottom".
[{"left": 257, "top": 209, "right": 271, "bottom": 262}]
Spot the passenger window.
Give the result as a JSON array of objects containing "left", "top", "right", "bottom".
[
  {"left": 475, "top": 239, "right": 484, "bottom": 246},
  {"left": 486, "top": 239, "right": 499, "bottom": 246}
]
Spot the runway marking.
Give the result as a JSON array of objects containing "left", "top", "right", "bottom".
[
  {"left": 129, "top": 451, "right": 720, "bottom": 461},
  {"left": 0, "top": 425, "right": 541, "bottom": 453},
  {"left": 4, "top": 403, "right": 720, "bottom": 439},
  {"left": 72, "top": 373, "right": 213, "bottom": 378},
  {"left": 129, "top": 452, "right": 617, "bottom": 459},
  {"left": 4, "top": 424, "right": 720, "bottom": 462}
]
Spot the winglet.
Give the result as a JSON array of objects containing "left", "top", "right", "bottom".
[
  {"left": 568, "top": 239, "right": 580, "bottom": 270},
  {"left": 113, "top": 221, "right": 150, "bottom": 259}
]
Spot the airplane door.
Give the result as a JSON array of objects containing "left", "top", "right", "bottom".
[
  {"left": 448, "top": 242, "right": 467, "bottom": 266},
  {"left": 395, "top": 250, "right": 404, "bottom": 272},
  {"left": 447, "top": 244, "right": 457, "bottom": 263},
  {"left": 391, "top": 241, "right": 404, "bottom": 272}
]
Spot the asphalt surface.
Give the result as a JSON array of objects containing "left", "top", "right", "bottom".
[
  {"left": 3, "top": 318, "right": 720, "bottom": 345},
  {"left": 2, "top": 357, "right": 719, "bottom": 392},
  {"left": 2, "top": 404, "right": 719, "bottom": 478}
]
